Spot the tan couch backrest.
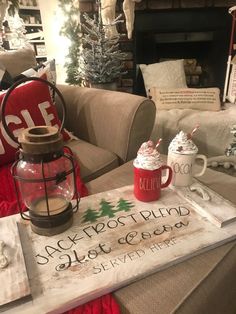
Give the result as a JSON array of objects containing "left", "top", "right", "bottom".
[{"left": 0, "top": 46, "right": 37, "bottom": 77}]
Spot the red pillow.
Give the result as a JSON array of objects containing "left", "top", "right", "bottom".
[{"left": 0, "top": 78, "right": 71, "bottom": 166}]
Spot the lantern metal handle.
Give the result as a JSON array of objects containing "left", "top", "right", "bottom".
[{"left": 0, "top": 76, "right": 67, "bottom": 144}]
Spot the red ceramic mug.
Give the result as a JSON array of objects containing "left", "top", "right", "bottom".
[{"left": 134, "top": 165, "right": 173, "bottom": 202}]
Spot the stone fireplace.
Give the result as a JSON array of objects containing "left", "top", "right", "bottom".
[{"left": 79, "top": 0, "right": 234, "bottom": 95}]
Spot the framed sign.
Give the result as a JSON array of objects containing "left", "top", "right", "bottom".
[{"left": 35, "top": 44, "right": 46, "bottom": 56}]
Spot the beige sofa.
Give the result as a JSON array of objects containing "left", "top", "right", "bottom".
[
  {"left": 0, "top": 47, "right": 156, "bottom": 182},
  {"left": 150, "top": 104, "right": 236, "bottom": 158},
  {"left": 57, "top": 84, "right": 156, "bottom": 182}
]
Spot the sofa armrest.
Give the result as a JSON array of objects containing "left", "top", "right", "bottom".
[{"left": 57, "top": 84, "right": 156, "bottom": 163}]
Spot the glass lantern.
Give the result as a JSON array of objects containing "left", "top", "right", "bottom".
[{"left": 1, "top": 77, "right": 79, "bottom": 236}]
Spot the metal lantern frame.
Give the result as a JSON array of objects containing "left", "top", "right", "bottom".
[{"left": 0, "top": 76, "right": 79, "bottom": 228}]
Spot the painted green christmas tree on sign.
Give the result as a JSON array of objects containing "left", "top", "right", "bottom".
[
  {"left": 116, "top": 198, "right": 134, "bottom": 212},
  {"left": 82, "top": 198, "right": 135, "bottom": 223},
  {"left": 99, "top": 199, "right": 116, "bottom": 218},
  {"left": 82, "top": 207, "right": 100, "bottom": 223}
]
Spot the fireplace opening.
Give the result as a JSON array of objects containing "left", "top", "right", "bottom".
[{"left": 133, "top": 8, "right": 232, "bottom": 97}]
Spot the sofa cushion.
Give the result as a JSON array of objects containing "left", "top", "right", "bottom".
[
  {"left": 13, "top": 59, "right": 58, "bottom": 104},
  {"left": 139, "top": 59, "right": 187, "bottom": 96},
  {"left": 67, "top": 139, "right": 119, "bottom": 183},
  {"left": 0, "top": 46, "right": 37, "bottom": 78},
  {"left": 14, "top": 59, "right": 56, "bottom": 85},
  {"left": 0, "top": 62, "right": 13, "bottom": 90},
  {"left": 0, "top": 75, "right": 71, "bottom": 166}
]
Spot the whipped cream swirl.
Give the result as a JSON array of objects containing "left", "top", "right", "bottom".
[
  {"left": 168, "top": 131, "right": 198, "bottom": 154},
  {"left": 133, "top": 140, "right": 163, "bottom": 170}
]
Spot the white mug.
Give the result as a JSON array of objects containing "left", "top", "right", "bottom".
[{"left": 167, "top": 151, "right": 207, "bottom": 187}]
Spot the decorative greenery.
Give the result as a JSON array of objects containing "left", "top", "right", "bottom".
[
  {"left": 78, "top": 2, "right": 126, "bottom": 85},
  {"left": 58, "top": 0, "right": 82, "bottom": 85}
]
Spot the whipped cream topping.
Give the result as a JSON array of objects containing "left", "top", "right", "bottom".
[
  {"left": 168, "top": 131, "right": 198, "bottom": 154},
  {"left": 133, "top": 140, "right": 163, "bottom": 170}
]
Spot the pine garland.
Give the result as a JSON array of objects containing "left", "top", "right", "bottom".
[{"left": 58, "top": 0, "right": 82, "bottom": 85}]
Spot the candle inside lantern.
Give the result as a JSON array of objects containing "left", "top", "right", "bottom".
[{"left": 32, "top": 196, "right": 70, "bottom": 216}]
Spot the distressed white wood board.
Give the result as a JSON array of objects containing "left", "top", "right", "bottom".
[
  {"left": 3, "top": 184, "right": 236, "bottom": 314},
  {"left": 0, "top": 217, "right": 31, "bottom": 311},
  {"left": 171, "top": 178, "right": 236, "bottom": 227}
]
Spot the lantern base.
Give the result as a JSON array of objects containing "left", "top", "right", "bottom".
[
  {"left": 29, "top": 202, "right": 74, "bottom": 236},
  {"left": 31, "top": 216, "right": 73, "bottom": 236}
]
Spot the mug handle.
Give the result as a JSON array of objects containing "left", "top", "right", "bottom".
[
  {"left": 194, "top": 154, "right": 207, "bottom": 177},
  {"left": 161, "top": 165, "right": 173, "bottom": 188}
]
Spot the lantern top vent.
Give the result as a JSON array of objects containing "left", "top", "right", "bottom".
[{"left": 19, "top": 126, "right": 63, "bottom": 157}]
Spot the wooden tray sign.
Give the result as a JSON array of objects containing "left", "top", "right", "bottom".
[{"left": 2, "top": 183, "right": 236, "bottom": 313}]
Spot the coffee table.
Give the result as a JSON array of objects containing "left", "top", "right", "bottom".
[{"left": 86, "top": 160, "right": 236, "bottom": 314}]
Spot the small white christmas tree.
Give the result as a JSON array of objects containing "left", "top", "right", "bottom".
[
  {"left": 4, "top": 11, "right": 28, "bottom": 49},
  {"left": 78, "top": 0, "right": 126, "bottom": 85}
]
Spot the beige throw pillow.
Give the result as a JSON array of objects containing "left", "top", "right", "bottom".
[
  {"left": 149, "top": 87, "right": 221, "bottom": 111},
  {"left": 0, "top": 46, "right": 37, "bottom": 78},
  {"left": 139, "top": 59, "right": 187, "bottom": 96}
]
